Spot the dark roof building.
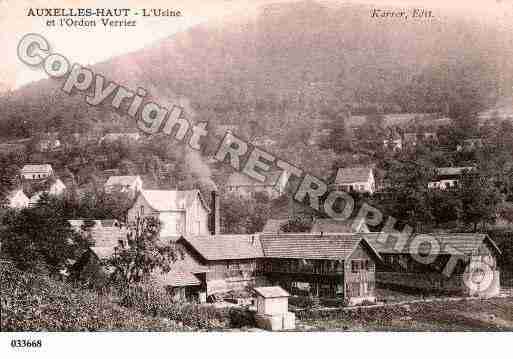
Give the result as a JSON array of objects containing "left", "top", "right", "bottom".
[
  {"left": 181, "top": 235, "right": 263, "bottom": 261},
  {"left": 259, "top": 233, "right": 381, "bottom": 261}
]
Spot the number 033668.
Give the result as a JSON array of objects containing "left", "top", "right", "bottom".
[{"left": 10, "top": 339, "right": 42, "bottom": 348}]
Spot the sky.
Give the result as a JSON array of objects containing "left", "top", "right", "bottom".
[{"left": 0, "top": 0, "right": 512, "bottom": 91}]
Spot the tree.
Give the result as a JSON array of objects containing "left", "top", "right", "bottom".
[
  {"left": 457, "top": 170, "right": 502, "bottom": 231},
  {"left": 220, "top": 193, "right": 270, "bottom": 234},
  {"left": 280, "top": 215, "right": 313, "bottom": 233},
  {"left": 105, "top": 216, "right": 177, "bottom": 296},
  {"left": 0, "top": 198, "right": 87, "bottom": 276},
  {"left": 381, "top": 160, "right": 434, "bottom": 231},
  {"left": 319, "top": 108, "right": 353, "bottom": 154},
  {"left": 0, "top": 160, "right": 20, "bottom": 207},
  {"left": 118, "top": 159, "right": 137, "bottom": 175}
]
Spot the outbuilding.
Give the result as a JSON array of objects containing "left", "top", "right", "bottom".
[{"left": 253, "top": 286, "right": 295, "bottom": 331}]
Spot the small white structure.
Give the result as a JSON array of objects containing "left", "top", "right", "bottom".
[
  {"left": 333, "top": 167, "right": 375, "bottom": 194},
  {"left": 254, "top": 286, "right": 295, "bottom": 331},
  {"left": 104, "top": 175, "right": 143, "bottom": 196},
  {"left": 428, "top": 167, "right": 475, "bottom": 190},
  {"left": 6, "top": 189, "right": 29, "bottom": 209},
  {"left": 21, "top": 164, "right": 53, "bottom": 180}
]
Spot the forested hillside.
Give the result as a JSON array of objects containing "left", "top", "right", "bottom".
[{"left": 1, "top": 1, "right": 511, "bottom": 140}]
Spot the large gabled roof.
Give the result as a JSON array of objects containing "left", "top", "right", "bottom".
[
  {"left": 335, "top": 167, "right": 373, "bottom": 184},
  {"left": 139, "top": 190, "right": 210, "bottom": 213},
  {"left": 363, "top": 233, "right": 501, "bottom": 256},
  {"left": 180, "top": 235, "right": 264, "bottom": 261},
  {"left": 259, "top": 233, "right": 382, "bottom": 261}
]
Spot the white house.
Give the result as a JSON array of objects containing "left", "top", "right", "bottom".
[
  {"left": 333, "top": 167, "right": 375, "bottom": 194},
  {"left": 127, "top": 190, "right": 210, "bottom": 237},
  {"left": 21, "top": 164, "right": 53, "bottom": 180},
  {"left": 6, "top": 189, "right": 29, "bottom": 209},
  {"left": 428, "top": 167, "right": 475, "bottom": 190},
  {"left": 104, "top": 175, "right": 143, "bottom": 196}
]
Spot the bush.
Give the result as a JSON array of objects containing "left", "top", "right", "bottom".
[
  {"left": 228, "top": 307, "right": 256, "bottom": 328},
  {"left": 0, "top": 261, "right": 178, "bottom": 331},
  {"left": 122, "top": 284, "right": 254, "bottom": 330},
  {"left": 289, "top": 295, "right": 315, "bottom": 309}
]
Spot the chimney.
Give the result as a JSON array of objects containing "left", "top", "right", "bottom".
[{"left": 209, "top": 191, "right": 220, "bottom": 235}]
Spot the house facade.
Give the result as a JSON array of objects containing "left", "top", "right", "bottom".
[
  {"left": 178, "top": 235, "right": 266, "bottom": 296},
  {"left": 21, "top": 164, "right": 53, "bottom": 180},
  {"left": 428, "top": 167, "right": 475, "bottom": 190},
  {"left": 259, "top": 233, "right": 382, "bottom": 305},
  {"left": 127, "top": 190, "right": 210, "bottom": 237},
  {"left": 332, "top": 167, "right": 375, "bottom": 194}
]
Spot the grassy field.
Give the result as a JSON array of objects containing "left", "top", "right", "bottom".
[{"left": 298, "top": 297, "right": 513, "bottom": 331}]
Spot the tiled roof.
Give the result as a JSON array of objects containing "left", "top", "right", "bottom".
[
  {"left": 254, "top": 286, "right": 289, "bottom": 298},
  {"left": 262, "top": 219, "right": 289, "bottom": 233},
  {"left": 363, "top": 233, "right": 501, "bottom": 256},
  {"left": 68, "top": 219, "right": 127, "bottom": 247},
  {"left": 152, "top": 270, "right": 201, "bottom": 287},
  {"left": 310, "top": 218, "right": 368, "bottom": 233},
  {"left": 259, "top": 233, "right": 379, "bottom": 260},
  {"left": 182, "top": 235, "right": 264, "bottom": 261},
  {"left": 140, "top": 190, "right": 210, "bottom": 213},
  {"left": 335, "top": 167, "right": 372, "bottom": 184},
  {"left": 105, "top": 175, "right": 141, "bottom": 187}
]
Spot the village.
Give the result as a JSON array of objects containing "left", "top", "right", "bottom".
[
  {"left": 1, "top": 115, "right": 512, "bottom": 331},
  {"left": 2, "top": 0, "right": 513, "bottom": 335}
]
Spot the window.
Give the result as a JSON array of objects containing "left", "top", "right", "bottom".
[
  {"left": 351, "top": 282, "right": 360, "bottom": 297},
  {"left": 140, "top": 205, "right": 144, "bottom": 215},
  {"left": 351, "top": 260, "right": 360, "bottom": 273}
]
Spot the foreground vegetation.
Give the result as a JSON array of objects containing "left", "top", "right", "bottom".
[
  {"left": 298, "top": 297, "right": 513, "bottom": 331},
  {"left": 0, "top": 261, "right": 253, "bottom": 331}
]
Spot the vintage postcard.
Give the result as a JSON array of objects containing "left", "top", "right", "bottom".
[{"left": 0, "top": 0, "right": 512, "bottom": 356}]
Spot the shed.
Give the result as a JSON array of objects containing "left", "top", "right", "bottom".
[{"left": 254, "top": 286, "right": 289, "bottom": 316}]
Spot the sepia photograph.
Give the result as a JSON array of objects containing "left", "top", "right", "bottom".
[{"left": 0, "top": 0, "right": 512, "bottom": 357}]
